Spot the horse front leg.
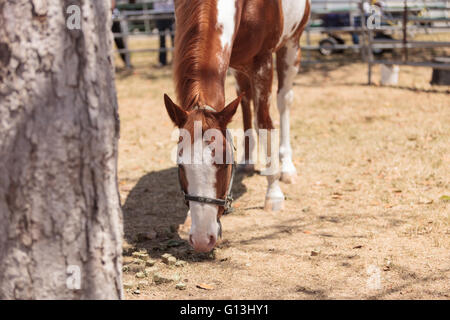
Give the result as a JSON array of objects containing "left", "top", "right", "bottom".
[
  {"left": 233, "top": 70, "right": 255, "bottom": 173},
  {"left": 251, "top": 55, "right": 284, "bottom": 211}
]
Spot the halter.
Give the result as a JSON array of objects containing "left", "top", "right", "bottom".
[{"left": 177, "top": 114, "right": 236, "bottom": 237}]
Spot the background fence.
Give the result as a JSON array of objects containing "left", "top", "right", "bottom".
[{"left": 113, "top": 0, "right": 450, "bottom": 84}]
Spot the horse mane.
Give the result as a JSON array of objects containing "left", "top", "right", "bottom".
[{"left": 174, "top": 0, "right": 217, "bottom": 109}]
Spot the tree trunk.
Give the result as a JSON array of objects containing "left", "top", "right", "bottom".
[{"left": 0, "top": 0, "right": 123, "bottom": 299}]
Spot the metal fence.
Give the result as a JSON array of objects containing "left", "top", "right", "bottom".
[
  {"left": 113, "top": 0, "right": 450, "bottom": 84},
  {"left": 304, "top": 0, "right": 450, "bottom": 83}
]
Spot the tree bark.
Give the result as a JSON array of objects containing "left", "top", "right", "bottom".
[{"left": 0, "top": 0, "right": 123, "bottom": 299}]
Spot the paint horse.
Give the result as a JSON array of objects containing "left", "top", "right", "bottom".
[{"left": 164, "top": 0, "right": 310, "bottom": 252}]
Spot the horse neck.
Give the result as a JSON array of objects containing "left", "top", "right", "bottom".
[{"left": 174, "top": 0, "right": 239, "bottom": 111}]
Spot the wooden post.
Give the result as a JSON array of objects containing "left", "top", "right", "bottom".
[
  {"left": 120, "top": 13, "right": 132, "bottom": 68},
  {"left": 367, "top": 15, "right": 374, "bottom": 85},
  {"left": 144, "top": 3, "right": 151, "bottom": 35},
  {"left": 403, "top": 0, "right": 408, "bottom": 62},
  {"left": 360, "top": 0, "right": 372, "bottom": 84},
  {"left": 306, "top": 28, "right": 311, "bottom": 64}
]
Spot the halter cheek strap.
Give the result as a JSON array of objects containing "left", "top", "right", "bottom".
[
  {"left": 179, "top": 164, "right": 235, "bottom": 215},
  {"left": 218, "top": 219, "right": 222, "bottom": 238}
]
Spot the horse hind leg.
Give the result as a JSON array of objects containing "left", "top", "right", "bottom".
[
  {"left": 251, "top": 54, "right": 284, "bottom": 211},
  {"left": 233, "top": 70, "right": 255, "bottom": 173},
  {"left": 276, "top": 40, "right": 300, "bottom": 184}
]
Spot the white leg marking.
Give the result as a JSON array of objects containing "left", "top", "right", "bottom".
[
  {"left": 278, "top": 41, "right": 298, "bottom": 175},
  {"left": 264, "top": 173, "right": 285, "bottom": 211},
  {"left": 266, "top": 175, "right": 284, "bottom": 199},
  {"left": 259, "top": 128, "right": 285, "bottom": 205}
]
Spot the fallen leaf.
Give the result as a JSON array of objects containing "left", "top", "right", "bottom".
[
  {"left": 418, "top": 198, "right": 433, "bottom": 205},
  {"left": 196, "top": 283, "right": 214, "bottom": 290},
  {"left": 353, "top": 245, "right": 363, "bottom": 249},
  {"left": 440, "top": 195, "right": 450, "bottom": 202}
]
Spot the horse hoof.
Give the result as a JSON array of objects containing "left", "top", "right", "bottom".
[
  {"left": 280, "top": 172, "right": 297, "bottom": 184},
  {"left": 264, "top": 197, "right": 284, "bottom": 212},
  {"left": 237, "top": 164, "right": 255, "bottom": 173}
]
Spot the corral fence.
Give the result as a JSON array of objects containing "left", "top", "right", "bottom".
[{"left": 113, "top": 0, "right": 450, "bottom": 84}]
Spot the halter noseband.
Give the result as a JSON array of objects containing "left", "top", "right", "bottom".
[{"left": 177, "top": 125, "right": 236, "bottom": 237}]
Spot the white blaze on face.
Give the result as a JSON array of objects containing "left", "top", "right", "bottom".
[
  {"left": 184, "top": 136, "right": 220, "bottom": 248},
  {"left": 216, "top": 0, "right": 236, "bottom": 51},
  {"left": 276, "top": 0, "right": 308, "bottom": 47}
]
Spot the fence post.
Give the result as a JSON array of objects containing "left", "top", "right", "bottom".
[
  {"left": 403, "top": 0, "right": 408, "bottom": 62},
  {"left": 367, "top": 3, "right": 375, "bottom": 85},
  {"left": 120, "top": 13, "right": 132, "bottom": 68},
  {"left": 306, "top": 28, "right": 311, "bottom": 63},
  {"left": 360, "top": 0, "right": 372, "bottom": 85},
  {"left": 144, "top": 3, "right": 151, "bottom": 35}
]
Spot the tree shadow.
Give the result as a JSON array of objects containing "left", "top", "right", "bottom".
[{"left": 122, "top": 166, "right": 251, "bottom": 262}]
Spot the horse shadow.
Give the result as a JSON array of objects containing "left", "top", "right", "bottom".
[{"left": 122, "top": 166, "right": 251, "bottom": 262}]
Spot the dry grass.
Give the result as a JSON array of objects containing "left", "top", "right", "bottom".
[{"left": 116, "top": 37, "right": 449, "bottom": 300}]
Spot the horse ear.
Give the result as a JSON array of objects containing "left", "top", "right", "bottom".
[
  {"left": 217, "top": 94, "right": 243, "bottom": 127},
  {"left": 164, "top": 94, "right": 188, "bottom": 127}
]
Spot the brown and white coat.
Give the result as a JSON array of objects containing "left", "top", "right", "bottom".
[{"left": 164, "top": 0, "right": 310, "bottom": 252}]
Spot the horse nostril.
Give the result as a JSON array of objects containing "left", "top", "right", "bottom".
[
  {"left": 189, "top": 234, "right": 194, "bottom": 246},
  {"left": 208, "top": 234, "right": 216, "bottom": 246}
]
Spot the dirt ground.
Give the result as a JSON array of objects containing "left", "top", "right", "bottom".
[{"left": 115, "top": 38, "right": 449, "bottom": 300}]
